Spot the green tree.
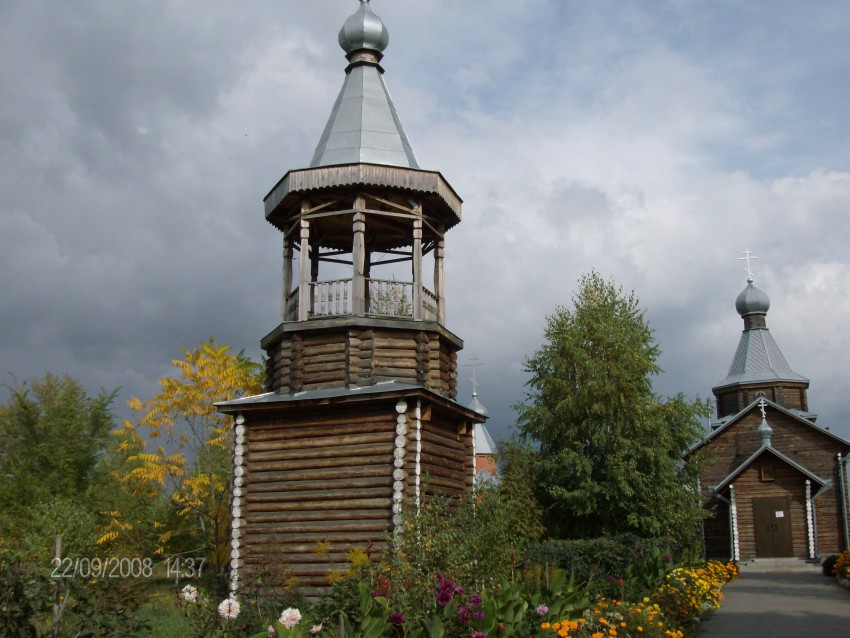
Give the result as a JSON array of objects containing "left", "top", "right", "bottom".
[
  {"left": 0, "top": 374, "right": 115, "bottom": 534},
  {"left": 513, "top": 271, "right": 708, "bottom": 541}
]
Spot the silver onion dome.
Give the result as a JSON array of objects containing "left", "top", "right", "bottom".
[
  {"left": 735, "top": 278, "right": 771, "bottom": 317},
  {"left": 338, "top": 1, "right": 389, "bottom": 55}
]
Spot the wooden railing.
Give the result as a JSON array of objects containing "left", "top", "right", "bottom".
[
  {"left": 367, "top": 278, "right": 413, "bottom": 318},
  {"left": 422, "top": 287, "right": 438, "bottom": 322},
  {"left": 310, "top": 279, "right": 351, "bottom": 317},
  {"left": 284, "top": 289, "right": 299, "bottom": 321},
  {"left": 284, "top": 279, "right": 439, "bottom": 322}
]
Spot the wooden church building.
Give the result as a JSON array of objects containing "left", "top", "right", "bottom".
[
  {"left": 216, "top": 1, "right": 485, "bottom": 597},
  {"left": 689, "top": 272, "right": 850, "bottom": 561}
]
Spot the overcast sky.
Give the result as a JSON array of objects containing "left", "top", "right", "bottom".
[{"left": 1, "top": 0, "right": 848, "bottom": 444}]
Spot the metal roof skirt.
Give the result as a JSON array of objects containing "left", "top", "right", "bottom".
[
  {"left": 215, "top": 380, "right": 485, "bottom": 421},
  {"left": 714, "top": 328, "right": 809, "bottom": 391}
]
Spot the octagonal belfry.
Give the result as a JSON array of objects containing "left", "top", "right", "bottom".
[
  {"left": 262, "top": 164, "right": 463, "bottom": 398},
  {"left": 218, "top": 0, "right": 484, "bottom": 598}
]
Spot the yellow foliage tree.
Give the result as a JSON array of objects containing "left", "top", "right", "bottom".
[{"left": 113, "top": 338, "right": 263, "bottom": 577}]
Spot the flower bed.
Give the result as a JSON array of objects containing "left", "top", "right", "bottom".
[{"left": 539, "top": 560, "right": 737, "bottom": 638}]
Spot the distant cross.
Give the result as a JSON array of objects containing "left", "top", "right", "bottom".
[
  {"left": 758, "top": 398, "right": 768, "bottom": 420},
  {"left": 738, "top": 248, "right": 758, "bottom": 282},
  {"left": 464, "top": 356, "right": 485, "bottom": 395}
]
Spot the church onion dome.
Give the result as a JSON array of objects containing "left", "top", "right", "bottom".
[
  {"left": 735, "top": 278, "right": 770, "bottom": 316},
  {"left": 338, "top": 0, "right": 389, "bottom": 56}
]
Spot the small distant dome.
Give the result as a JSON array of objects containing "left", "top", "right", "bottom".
[
  {"left": 735, "top": 280, "right": 770, "bottom": 317},
  {"left": 338, "top": 1, "right": 389, "bottom": 55}
]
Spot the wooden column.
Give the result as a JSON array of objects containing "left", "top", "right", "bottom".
[
  {"left": 412, "top": 214, "right": 423, "bottom": 321},
  {"left": 352, "top": 197, "right": 366, "bottom": 316},
  {"left": 281, "top": 236, "right": 293, "bottom": 321},
  {"left": 434, "top": 227, "right": 445, "bottom": 324},
  {"left": 298, "top": 219, "right": 310, "bottom": 322}
]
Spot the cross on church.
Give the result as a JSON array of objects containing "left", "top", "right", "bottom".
[
  {"left": 758, "top": 397, "right": 768, "bottom": 420},
  {"left": 465, "top": 356, "right": 485, "bottom": 395},
  {"left": 738, "top": 248, "right": 758, "bottom": 282}
]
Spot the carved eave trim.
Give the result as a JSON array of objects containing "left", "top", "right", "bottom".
[{"left": 264, "top": 163, "right": 462, "bottom": 227}]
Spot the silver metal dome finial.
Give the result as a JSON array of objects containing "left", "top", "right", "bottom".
[
  {"left": 734, "top": 249, "right": 770, "bottom": 317},
  {"left": 339, "top": 0, "right": 389, "bottom": 56}
]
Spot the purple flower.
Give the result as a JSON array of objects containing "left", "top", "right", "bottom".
[
  {"left": 457, "top": 606, "right": 470, "bottom": 624},
  {"left": 536, "top": 603, "right": 549, "bottom": 616},
  {"left": 370, "top": 591, "right": 379, "bottom": 598},
  {"left": 388, "top": 612, "right": 406, "bottom": 625},
  {"left": 467, "top": 594, "right": 482, "bottom": 607},
  {"left": 472, "top": 632, "right": 486, "bottom": 638},
  {"left": 472, "top": 610, "right": 485, "bottom": 620},
  {"left": 435, "top": 589, "right": 452, "bottom": 606}
]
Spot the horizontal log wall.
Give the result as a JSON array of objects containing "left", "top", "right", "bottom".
[
  {"left": 263, "top": 324, "right": 460, "bottom": 398},
  {"left": 240, "top": 407, "right": 396, "bottom": 598},
  {"left": 417, "top": 410, "right": 473, "bottom": 496},
  {"left": 703, "top": 501, "right": 731, "bottom": 560},
  {"left": 236, "top": 398, "right": 476, "bottom": 599},
  {"left": 715, "top": 383, "right": 808, "bottom": 419}
]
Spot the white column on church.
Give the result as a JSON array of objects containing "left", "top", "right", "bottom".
[
  {"left": 806, "top": 480, "right": 815, "bottom": 559},
  {"left": 729, "top": 484, "right": 740, "bottom": 561}
]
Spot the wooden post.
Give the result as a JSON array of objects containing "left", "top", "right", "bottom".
[
  {"left": 298, "top": 219, "right": 310, "bottom": 321},
  {"left": 434, "top": 228, "right": 445, "bottom": 324},
  {"left": 412, "top": 214, "right": 423, "bottom": 320},
  {"left": 352, "top": 198, "right": 366, "bottom": 316},
  {"left": 282, "top": 236, "right": 293, "bottom": 321}
]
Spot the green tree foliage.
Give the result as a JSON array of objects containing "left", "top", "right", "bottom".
[
  {"left": 0, "top": 374, "right": 115, "bottom": 515},
  {"left": 513, "top": 271, "right": 708, "bottom": 541}
]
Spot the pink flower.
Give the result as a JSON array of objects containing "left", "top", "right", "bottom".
[
  {"left": 536, "top": 603, "right": 549, "bottom": 616},
  {"left": 218, "top": 596, "right": 240, "bottom": 620},
  {"left": 180, "top": 584, "right": 198, "bottom": 603},
  {"left": 279, "top": 607, "right": 302, "bottom": 629}
]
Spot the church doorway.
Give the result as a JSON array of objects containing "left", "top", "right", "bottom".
[{"left": 752, "top": 496, "right": 793, "bottom": 557}]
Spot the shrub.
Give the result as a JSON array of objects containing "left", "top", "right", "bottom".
[
  {"left": 821, "top": 554, "right": 839, "bottom": 577},
  {"left": 378, "top": 485, "right": 543, "bottom": 615},
  {"left": 0, "top": 555, "right": 49, "bottom": 638},
  {"left": 832, "top": 551, "right": 850, "bottom": 579},
  {"left": 525, "top": 535, "right": 682, "bottom": 591}
]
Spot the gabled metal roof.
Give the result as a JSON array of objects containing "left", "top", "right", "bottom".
[
  {"left": 711, "top": 444, "right": 830, "bottom": 494},
  {"left": 473, "top": 423, "right": 497, "bottom": 455},
  {"left": 688, "top": 396, "right": 850, "bottom": 456}
]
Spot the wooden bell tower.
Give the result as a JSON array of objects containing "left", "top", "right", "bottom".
[{"left": 217, "top": 0, "right": 484, "bottom": 598}]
